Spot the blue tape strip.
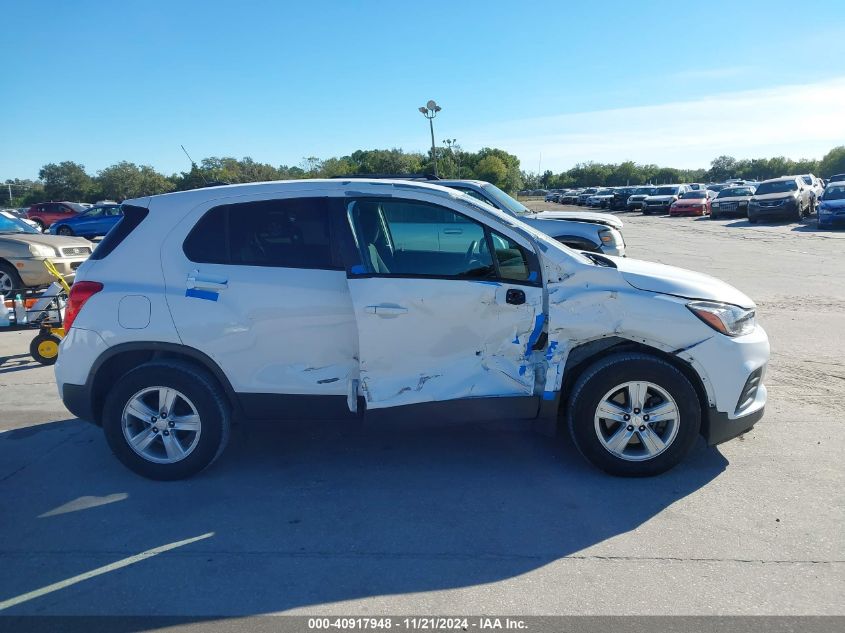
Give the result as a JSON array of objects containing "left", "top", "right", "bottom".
[
  {"left": 518, "top": 365, "right": 526, "bottom": 376},
  {"left": 525, "top": 314, "right": 546, "bottom": 354},
  {"left": 185, "top": 288, "right": 218, "bottom": 302},
  {"left": 527, "top": 271, "right": 538, "bottom": 281},
  {"left": 542, "top": 391, "right": 556, "bottom": 401},
  {"left": 545, "top": 340, "right": 559, "bottom": 360},
  {"left": 472, "top": 281, "right": 501, "bottom": 286},
  {"left": 350, "top": 264, "right": 367, "bottom": 274}
]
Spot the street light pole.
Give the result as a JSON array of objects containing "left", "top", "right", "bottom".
[{"left": 418, "top": 100, "right": 442, "bottom": 177}]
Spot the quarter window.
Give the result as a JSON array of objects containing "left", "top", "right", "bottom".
[{"left": 183, "top": 197, "right": 337, "bottom": 269}]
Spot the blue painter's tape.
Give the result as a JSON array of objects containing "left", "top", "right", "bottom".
[
  {"left": 518, "top": 365, "right": 526, "bottom": 376},
  {"left": 350, "top": 264, "right": 367, "bottom": 274},
  {"left": 542, "top": 391, "right": 556, "bottom": 401},
  {"left": 525, "top": 313, "right": 546, "bottom": 354},
  {"left": 545, "top": 340, "right": 559, "bottom": 360},
  {"left": 472, "top": 280, "right": 501, "bottom": 286},
  {"left": 185, "top": 288, "right": 218, "bottom": 301},
  {"left": 527, "top": 271, "right": 538, "bottom": 281}
]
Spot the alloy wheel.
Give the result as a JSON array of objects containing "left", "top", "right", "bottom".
[
  {"left": 122, "top": 386, "right": 202, "bottom": 464},
  {"left": 593, "top": 381, "right": 680, "bottom": 462}
]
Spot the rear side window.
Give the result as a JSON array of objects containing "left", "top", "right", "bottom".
[
  {"left": 183, "top": 197, "right": 338, "bottom": 270},
  {"left": 89, "top": 204, "right": 149, "bottom": 260}
]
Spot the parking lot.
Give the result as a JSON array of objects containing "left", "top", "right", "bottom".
[{"left": 0, "top": 208, "right": 843, "bottom": 619}]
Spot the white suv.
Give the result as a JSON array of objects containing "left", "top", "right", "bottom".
[{"left": 56, "top": 179, "right": 769, "bottom": 480}]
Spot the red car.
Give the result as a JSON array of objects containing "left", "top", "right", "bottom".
[
  {"left": 26, "top": 201, "right": 88, "bottom": 231},
  {"left": 669, "top": 190, "right": 711, "bottom": 217}
]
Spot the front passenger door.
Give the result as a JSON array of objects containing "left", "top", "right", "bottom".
[{"left": 344, "top": 197, "right": 545, "bottom": 413}]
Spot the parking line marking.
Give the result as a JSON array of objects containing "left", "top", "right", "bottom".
[{"left": 0, "top": 532, "right": 214, "bottom": 611}]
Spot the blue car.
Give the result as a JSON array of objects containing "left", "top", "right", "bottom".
[
  {"left": 49, "top": 203, "right": 122, "bottom": 237},
  {"left": 818, "top": 182, "right": 845, "bottom": 229}
]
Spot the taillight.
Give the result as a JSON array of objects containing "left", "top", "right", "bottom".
[{"left": 64, "top": 281, "right": 103, "bottom": 331}]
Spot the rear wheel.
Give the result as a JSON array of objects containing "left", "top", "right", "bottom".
[
  {"left": 102, "top": 361, "right": 231, "bottom": 480},
  {"left": 566, "top": 353, "right": 701, "bottom": 476}
]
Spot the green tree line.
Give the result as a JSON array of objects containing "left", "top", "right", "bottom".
[
  {"left": 5, "top": 145, "right": 845, "bottom": 207},
  {"left": 2, "top": 145, "right": 522, "bottom": 207},
  {"left": 524, "top": 146, "right": 845, "bottom": 190}
]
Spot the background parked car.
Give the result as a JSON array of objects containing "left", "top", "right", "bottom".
[
  {"left": 434, "top": 179, "right": 626, "bottom": 256},
  {"left": 669, "top": 190, "right": 712, "bottom": 217},
  {"left": 25, "top": 201, "right": 88, "bottom": 231},
  {"left": 559, "top": 190, "right": 582, "bottom": 204},
  {"left": 798, "top": 174, "right": 824, "bottom": 201},
  {"left": 642, "top": 185, "right": 690, "bottom": 215},
  {"left": 0, "top": 210, "right": 92, "bottom": 295},
  {"left": 626, "top": 186, "right": 656, "bottom": 211},
  {"left": 586, "top": 188, "right": 615, "bottom": 208},
  {"left": 817, "top": 180, "right": 845, "bottom": 229},
  {"left": 747, "top": 176, "right": 815, "bottom": 223},
  {"left": 608, "top": 187, "right": 636, "bottom": 210},
  {"left": 577, "top": 188, "right": 599, "bottom": 205},
  {"left": 710, "top": 186, "right": 756, "bottom": 219},
  {"left": 49, "top": 203, "right": 123, "bottom": 238}
]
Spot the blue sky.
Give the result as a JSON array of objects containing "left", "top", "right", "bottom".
[{"left": 3, "top": 0, "right": 844, "bottom": 179}]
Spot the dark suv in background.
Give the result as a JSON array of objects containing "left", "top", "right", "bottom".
[{"left": 26, "top": 201, "right": 87, "bottom": 231}]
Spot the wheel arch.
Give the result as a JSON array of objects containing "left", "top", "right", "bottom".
[
  {"left": 87, "top": 342, "right": 241, "bottom": 426},
  {"left": 553, "top": 234, "right": 601, "bottom": 252},
  {"left": 558, "top": 337, "right": 710, "bottom": 436}
]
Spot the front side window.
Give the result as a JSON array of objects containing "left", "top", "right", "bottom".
[
  {"left": 348, "top": 198, "right": 494, "bottom": 279},
  {"left": 183, "top": 197, "right": 337, "bottom": 269}
]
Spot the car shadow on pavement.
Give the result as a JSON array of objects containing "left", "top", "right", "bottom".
[
  {"left": 0, "top": 417, "right": 728, "bottom": 620},
  {"left": 0, "top": 353, "right": 39, "bottom": 375}
]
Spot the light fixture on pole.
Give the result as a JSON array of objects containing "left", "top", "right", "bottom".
[{"left": 418, "top": 100, "right": 441, "bottom": 177}]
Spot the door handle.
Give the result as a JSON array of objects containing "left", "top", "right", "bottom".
[
  {"left": 187, "top": 271, "right": 228, "bottom": 291},
  {"left": 442, "top": 228, "right": 464, "bottom": 235},
  {"left": 365, "top": 304, "right": 408, "bottom": 317},
  {"left": 506, "top": 289, "right": 526, "bottom": 305}
]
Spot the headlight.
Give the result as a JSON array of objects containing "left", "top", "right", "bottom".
[
  {"left": 28, "top": 243, "right": 58, "bottom": 257},
  {"left": 687, "top": 301, "right": 756, "bottom": 337},
  {"left": 712, "top": 202, "right": 720, "bottom": 208},
  {"left": 598, "top": 228, "right": 621, "bottom": 245}
]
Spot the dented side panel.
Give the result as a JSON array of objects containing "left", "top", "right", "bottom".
[{"left": 347, "top": 277, "right": 543, "bottom": 409}]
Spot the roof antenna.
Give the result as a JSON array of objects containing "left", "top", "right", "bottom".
[{"left": 180, "top": 144, "right": 209, "bottom": 185}]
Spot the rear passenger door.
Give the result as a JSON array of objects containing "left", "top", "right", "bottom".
[
  {"left": 160, "top": 195, "right": 359, "bottom": 414},
  {"left": 343, "top": 197, "right": 545, "bottom": 413}
]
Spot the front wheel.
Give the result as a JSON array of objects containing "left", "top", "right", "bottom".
[
  {"left": 57, "top": 225, "right": 74, "bottom": 236},
  {"left": 102, "top": 361, "right": 231, "bottom": 480},
  {"left": 566, "top": 353, "right": 701, "bottom": 476}
]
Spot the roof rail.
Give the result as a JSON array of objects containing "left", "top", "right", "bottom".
[{"left": 330, "top": 174, "right": 440, "bottom": 181}]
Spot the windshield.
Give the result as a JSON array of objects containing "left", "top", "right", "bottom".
[
  {"left": 801, "top": 176, "right": 813, "bottom": 185},
  {"left": 633, "top": 187, "right": 654, "bottom": 195},
  {"left": 595, "top": 189, "right": 613, "bottom": 195},
  {"left": 653, "top": 186, "right": 679, "bottom": 196},
  {"left": 823, "top": 184, "right": 845, "bottom": 201},
  {"left": 480, "top": 183, "right": 531, "bottom": 216},
  {"left": 681, "top": 191, "right": 706, "bottom": 199},
  {"left": 718, "top": 187, "right": 754, "bottom": 198},
  {"left": 755, "top": 180, "right": 797, "bottom": 195},
  {"left": 0, "top": 211, "right": 39, "bottom": 234},
  {"left": 65, "top": 202, "right": 88, "bottom": 213}
]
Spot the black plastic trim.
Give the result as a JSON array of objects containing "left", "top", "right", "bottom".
[{"left": 703, "top": 405, "right": 764, "bottom": 446}]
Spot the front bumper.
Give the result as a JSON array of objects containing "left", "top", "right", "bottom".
[
  {"left": 9, "top": 256, "right": 86, "bottom": 287},
  {"left": 679, "top": 325, "right": 769, "bottom": 440},
  {"left": 748, "top": 200, "right": 798, "bottom": 219},
  {"left": 703, "top": 402, "right": 765, "bottom": 445},
  {"left": 818, "top": 211, "right": 845, "bottom": 228}
]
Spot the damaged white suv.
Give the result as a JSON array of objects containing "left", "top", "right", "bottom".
[{"left": 56, "top": 179, "right": 769, "bottom": 480}]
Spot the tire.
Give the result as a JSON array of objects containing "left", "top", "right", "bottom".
[
  {"left": 30, "top": 332, "right": 62, "bottom": 365},
  {"left": 566, "top": 352, "right": 701, "bottom": 477},
  {"left": 0, "top": 261, "right": 24, "bottom": 298},
  {"left": 710, "top": 210, "right": 719, "bottom": 220},
  {"left": 102, "top": 360, "right": 231, "bottom": 480},
  {"left": 748, "top": 217, "right": 758, "bottom": 224},
  {"left": 57, "top": 225, "right": 74, "bottom": 236}
]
